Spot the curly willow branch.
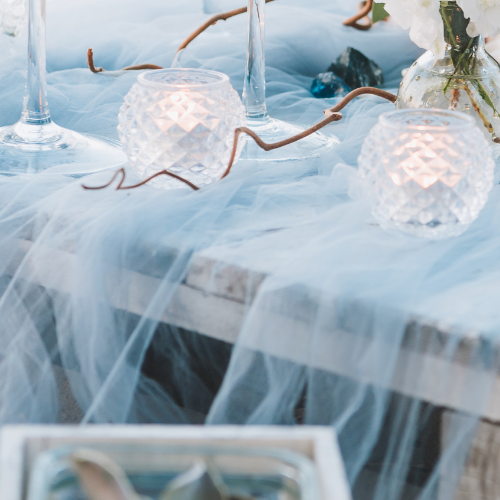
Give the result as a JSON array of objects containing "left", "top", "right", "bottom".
[
  {"left": 87, "top": 49, "right": 163, "bottom": 74},
  {"left": 177, "top": 0, "right": 275, "bottom": 53},
  {"left": 87, "top": 0, "right": 276, "bottom": 73},
  {"left": 343, "top": 0, "right": 373, "bottom": 31},
  {"left": 82, "top": 167, "right": 201, "bottom": 191},
  {"left": 82, "top": 87, "right": 396, "bottom": 192}
]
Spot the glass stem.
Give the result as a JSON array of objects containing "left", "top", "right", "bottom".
[
  {"left": 243, "top": 0, "right": 268, "bottom": 122},
  {"left": 22, "top": 0, "right": 51, "bottom": 126}
]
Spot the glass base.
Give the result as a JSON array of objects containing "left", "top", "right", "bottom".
[
  {"left": 241, "top": 117, "right": 339, "bottom": 162},
  {"left": 0, "top": 121, "right": 127, "bottom": 176},
  {"left": 378, "top": 218, "right": 470, "bottom": 240}
]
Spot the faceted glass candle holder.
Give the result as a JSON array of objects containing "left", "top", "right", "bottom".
[
  {"left": 118, "top": 69, "right": 246, "bottom": 189},
  {"left": 358, "top": 109, "right": 495, "bottom": 239}
]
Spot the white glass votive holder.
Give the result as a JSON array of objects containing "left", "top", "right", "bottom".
[
  {"left": 118, "top": 68, "right": 246, "bottom": 189},
  {"left": 358, "top": 109, "right": 495, "bottom": 238}
]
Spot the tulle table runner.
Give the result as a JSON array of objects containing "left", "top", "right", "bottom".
[{"left": 0, "top": 1, "right": 497, "bottom": 499}]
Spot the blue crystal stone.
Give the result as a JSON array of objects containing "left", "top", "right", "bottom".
[
  {"left": 310, "top": 72, "right": 351, "bottom": 99},
  {"left": 328, "top": 47, "right": 384, "bottom": 89}
]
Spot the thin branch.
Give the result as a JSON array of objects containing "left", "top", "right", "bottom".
[
  {"left": 87, "top": 48, "right": 163, "bottom": 74},
  {"left": 326, "top": 86, "right": 396, "bottom": 112},
  {"left": 87, "top": 0, "right": 275, "bottom": 74},
  {"left": 82, "top": 167, "right": 200, "bottom": 191},
  {"left": 117, "top": 169, "right": 200, "bottom": 190},
  {"left": 177, "top": 0, "right": 275, "bottom": 52},
  {"left": 83, "top": 168, "right": 127, "bottom": 189},
  {"left": 343, "top": 0, "right": 373, "bottom": 31},
  {"left": 177, "top": 7, "right": 242, "bottom": 52},
  {"left": 122, "top": 63, "right": 163, "bottom": 71},
  {"left": 87, "top": 49, "right": 104, "bottom": 73},
  {"left": 221, "top": 87, "right": 396, "bottom": 178},
  {"left": 82, "top": 87, "right": 396, "bottom": 192},
  {"left": 221, "top": 116, "right": 342, "bottom": 180}
]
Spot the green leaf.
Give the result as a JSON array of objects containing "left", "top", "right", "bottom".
[
  {"left": 472, "top": 79, "right": 499, "bottom": 116},
  {"left": 372, "top": 2, "right": 389, "bottom": 24}
]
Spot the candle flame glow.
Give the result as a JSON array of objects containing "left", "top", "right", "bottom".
[{"left": 387, "top": 132, "right": 462, "bottom": 189}]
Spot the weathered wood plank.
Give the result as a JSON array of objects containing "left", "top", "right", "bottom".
[
  {"left": 6, "top": 238, "right": 500, "bottom": 421},
  {"left": 442, "top": 411, "right": 500, "bottom": 500}
]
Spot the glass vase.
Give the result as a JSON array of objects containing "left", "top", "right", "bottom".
[{"left": 396, "top": 0, "right": 500, "bottom": 144}]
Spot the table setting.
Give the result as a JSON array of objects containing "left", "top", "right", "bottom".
[{"left": 0, "top": 1, "right": 500, "bottom": 500}]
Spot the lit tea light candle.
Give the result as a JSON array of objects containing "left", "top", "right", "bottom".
[
  {"left": 358, "top": 109, "right": 494, "bottom": 238},
  {"left": 118, "top": 69, "right": 246, "bottom": 189}
]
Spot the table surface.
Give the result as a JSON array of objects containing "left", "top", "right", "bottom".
[{"left": 8, "top": 231, "right": 500, "bottom": 421}]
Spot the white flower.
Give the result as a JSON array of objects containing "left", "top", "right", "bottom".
[
  {"left": 457, "top": 0, "right": 500, "bottom": 38},
  {"left": 382, "top": 0, "right": 446, "bottom": 57}
]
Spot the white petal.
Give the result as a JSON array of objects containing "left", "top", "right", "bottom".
[{"left": 383, "top": 0, "right": 446, "bottom": 57}]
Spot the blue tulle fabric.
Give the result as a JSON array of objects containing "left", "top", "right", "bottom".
[{"left": 0, "top": 1, "right": 496, "bottom": 499}]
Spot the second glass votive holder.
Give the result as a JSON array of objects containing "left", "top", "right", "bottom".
[
  {"left": 358, "top": 109, "right": 495, "bottom": 239},
  {"left": 118, "top": 68, "right": 247, "bottom": 189}
]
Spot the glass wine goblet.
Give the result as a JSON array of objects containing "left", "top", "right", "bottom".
[
  {"left": 242, "top": 0, "right": 339, "bottom": 161},
  {"left": 0, "top": 0, "right": 126, "bottom": 175}
]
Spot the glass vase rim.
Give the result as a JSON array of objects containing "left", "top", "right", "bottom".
[
  {"left": 138, "top": 68, "right": 230, "bottom": 91},
  {"left": 379, "top": 109, "right": 475, "bottom": 132}
]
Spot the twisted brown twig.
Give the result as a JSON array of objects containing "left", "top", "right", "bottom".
[
  {"left": 82, "top": 87, "right": 396, "bottom": 192},
  {"left": 82, "top": 167, "right": 200, "bottom": 191},
  {"left": 87, "top": 0, "right": 275, "bottom": 74},
  {"left": 224, "top": 87, "right": 396, "bottom": 177},
  {"left": 177, "top": 0, "right": 275, "bottom": 53},
  {"left": 87, "top": 48, "right": 163, "bottom": 74},
  {"left": 343, "top": 0, "right": 373, "bottom": 31}
]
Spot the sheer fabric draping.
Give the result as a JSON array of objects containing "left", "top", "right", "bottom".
[{"left": 0, "top": 1, "right": 495, "bottom": 500}]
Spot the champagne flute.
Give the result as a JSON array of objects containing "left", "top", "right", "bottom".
[
  {"left": 242, "top": 0, "right": 338, "bottom": 161},
  {"left": 0, "top": 0, "right": 126, "bottom": 175}
]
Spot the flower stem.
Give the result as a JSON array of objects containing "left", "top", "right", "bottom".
[
  {"left": 439, "top": 1, "right": 499, "bottom": 123},
  {"left": 442, "top": 37, "right": 473, "bottom": 94}
]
